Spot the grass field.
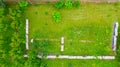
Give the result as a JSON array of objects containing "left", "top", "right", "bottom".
[
  {"left": 44, "top": 59, "right": 118, "bottom": 67},
  {"left": 24, "top": 3, "right": 118, "bottom": 55}
]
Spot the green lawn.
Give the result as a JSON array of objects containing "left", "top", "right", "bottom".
[
  {"left": 44, "top": 59, "right": 118, "bottom": 67},
  {"left": 24, "top": 4, "right": 117, "bottom": 55}
]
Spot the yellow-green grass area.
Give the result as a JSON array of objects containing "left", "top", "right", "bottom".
[
  {"left": 24, "top": 4, "right": 118, "bottom": 55},
  {"left": 44, "top": 59, "right": 118, "bottom": 67}
]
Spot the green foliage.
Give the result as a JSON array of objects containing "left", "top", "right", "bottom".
[
  {"left": 39, "top": 40, "right": 51, "bottom": 57},
  {"left": 9, "top": 7, "right": 22, "bottom": 20},
  {"left": 19, "top": 1, "right": 28, "bottom": 7},
  {"left": 0, "top": 2, "right": 27, "bottom": 66},
  {"left": 116, "top": 27, "right": 120, "bottom": 62},
  {"left": 116, "top": 19, "right": 120, "bottom": 62},
  {"left": 33, "top": 31, "right": 40, "bottom": 38},
  {"left": 114, "top": 2, "right": 120, "bottom": 6},
  {"left": 25, "top": 40, "right": 49, "bottom": 67},
  {"left": 18, "top": 1, "right": 28, "bottom": 10},
  {"left": 9, "top": 8, "right": 16, "bottom": 17},
  {"left": 28, "top": 50, "right": 37, "bottom": 60},
  {"left": 54, "top": 0, "right": 64, "bottom": 9},
  {"left": 0, "top": 8, "right": 6, "bottom": 17},
  {"left": 116, "top": 48, "right": 120, "bottom": 62},
  {"left": 32, "top": 39, "right": 39, "bottom": 49},
  {"left": 65, "top": 0, "right": 73, "bottom": 9},
  {"left": 0, "top": 0, "right": 5, "bottom": 8},
  {"left": 54, "top": 0, "right": 80, "bottom": 9},
  {"left": 45, "top": 11, "right": 48, "bottom": 15},
  {"left": 34, "top": 11, "right": 38, "bottom": 15},
  {"left": 26, "top": 50, "right": 42, "bottom": 67},
  {"left": 40, "top": 62, "right": 48, "bottom": 67},
  {"left": 52, "top": 12, "right": 61, "bottom": 23},
  {"left": 68, "top": 63, "right": 73, "bottom": 67},
  {"left": 73, "top": 0, "right": 80, "bottom": 8}
]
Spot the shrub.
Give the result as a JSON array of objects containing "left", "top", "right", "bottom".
[
  {"left": 39, "top": 40, "right": 51, "bottom": 57},
  {"left": 116, "top": 29, "right": 120, "bottom": 62},
  {"left": 0, "top": 0, "right": 5, "bottom": 8},
  {"left": 18, "top": 1, "right": 28, "bottom": 10},
  {"left": 35, "top": 11, "right": 38, "bottom": 15},
  {"left": 9, "top": 8, "right": 17, "bottom": 16},
  {"left": 32, "top": 40, "right": 39, "bottom": 49},
  {"left": 45, "top": 11, "right": 48, "bottom": 15},
  {"left": 19, "top": 1, "right": 28, "bottom": 7},
  {"left": 114, "top": 2, "right": 120, "bottom": 6},
  {"left": 0, "top": 8, "right": 6, "bottom": 17},
  {"left": 54, "top": 0, "right": 64, "bottom": 9},
  {"left": 65, "top": 0, "right": 73, "bottom": 9},
  {"left": 52, "top": 12, "right": 61, "bottom": 23},
  {"left": 74, "top": 0, "right": 80, "bottom": 8},
  {"left": 0, "top": 2, "right": 10, "bottom": 17},
  {"left": 9, "top": 7, "right": 22, "bottom": 19},
  {"left": 116, "top": 47, "right": 120, "bottom": 62}
]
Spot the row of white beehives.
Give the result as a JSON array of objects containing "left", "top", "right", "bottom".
[
  {"left": 112, "top": 22, "right": 119, "bottom": 51},
  {"left": 24, "top": 54, "right": 115, "bottom": 60},
  {"left": 61, "top": 37, "right": 64, "bottom": 51},
  {"left": 26, "top": 19, "right": 29, "bottom": 50}
]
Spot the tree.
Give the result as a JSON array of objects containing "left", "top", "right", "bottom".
[
  {"left": 0, "top": 1, "right": 27, "bottom": 66},
  {"left": 0, "top": 0, "right": 5, "bottom": 8},
  {"left": 0, "top": 8, "right": 6, "bottom": 17},
  {"left": 52, "top": 12, "right": 61, "bottom": 23},
  {"left": 0, "top": 0, "right": 6, "bottom": 17},
  {"left": 26, "top": 50, "right": 42, "bottom": 67},
  {"left": 18, "top": 1, "right": 28, "bottom": 10},
  {"left": 74, "top": 0, "right": 80, "bottom": 8},
  {"left": 65, "top": 0, "right": 73, "bottom": 9},
  {"left": 54, "top": 0, "right": 64, "bottom": 9}
]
